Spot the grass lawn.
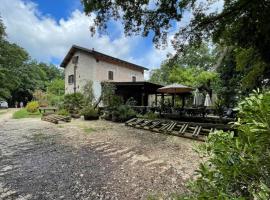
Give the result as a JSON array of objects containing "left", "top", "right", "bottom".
[{"left": 13, "top": 108, "right": 41, "bottom": 119}]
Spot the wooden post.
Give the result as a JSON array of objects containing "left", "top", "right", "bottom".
[
  {"left": 172, "top": 94, "right": 175, "bottom": 107},
  {"left": 182, "top": 96, "right": 185, "bottom": 108},
  {"left": 155, "top": 94, "right": 157, "bottom": 106}
]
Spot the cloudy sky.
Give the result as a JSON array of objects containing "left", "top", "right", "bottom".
[
  {"left": 0, "top": 0, "right": 223, "bottom": 72},
  {"left": 0, "top": 0, "right": 178, "bottom": 71}
]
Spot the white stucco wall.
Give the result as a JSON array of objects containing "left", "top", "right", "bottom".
[{"left": 64, "top": 50, "right": 145, "bottom": 100}]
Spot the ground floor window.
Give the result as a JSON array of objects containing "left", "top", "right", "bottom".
[
  {"left": 68, "top": 75, "right": 74, "bottom": 84},
  {"left": 132, "top": 76, "right": 136, "bottom": 82}
]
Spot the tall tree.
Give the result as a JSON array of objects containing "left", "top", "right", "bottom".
[{"left": 82, "top": 0, "right": 270, "bottom": 89}]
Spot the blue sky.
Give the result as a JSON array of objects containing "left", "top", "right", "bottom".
[
  {"left": 0, "top": 0, "right": 174, "bottom": 71},
  {"left": 33, "top": 0, "right": 83, "bottom": 21}
]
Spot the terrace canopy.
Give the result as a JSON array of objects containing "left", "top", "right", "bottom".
[
  {"left": 109, "top": 81, "right": 163, "bottom": 106},
  {"left": 157, "top": 83, "right": 193, "bottom": 107}
]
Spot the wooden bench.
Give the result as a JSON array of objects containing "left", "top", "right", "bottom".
[{"left": 39, "top": 107, "right": 58, "bottom": 114}]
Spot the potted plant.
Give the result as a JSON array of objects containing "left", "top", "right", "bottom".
[{"left": 80, "top": 106, "right": 99, "bottom": 120}]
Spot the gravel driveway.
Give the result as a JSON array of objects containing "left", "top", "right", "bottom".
[{"left": 0, "top": 111, "right": 201, "bottom": 200}]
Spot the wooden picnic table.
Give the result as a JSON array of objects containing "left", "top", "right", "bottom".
[{"left": 39, "top": 107, "right": 58, "bottom": 114}]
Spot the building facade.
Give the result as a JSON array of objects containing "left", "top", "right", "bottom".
[{"left": 61, "top": 45, "right": 147, "bottom": 100}]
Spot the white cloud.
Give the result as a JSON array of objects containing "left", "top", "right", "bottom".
[
  {"left": 0, "top": 0, "right": 176, "bottom": 73},
  {"left": 0, "top": 0, "right": 134, "bottom": 62},
  {"left": 0, "top": 0, "right": 224, "bottom": 76}
]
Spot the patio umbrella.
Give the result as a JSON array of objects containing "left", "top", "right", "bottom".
[
  {"left": 157, "top": 83, "right": 193, "bottom": 94},
  {"left": 193, "top": 88, "right": 201, "bottom": 106},
  {"left": 204, "top": 93, "right": 212, "bottom": 107},
  {"left": 157, "top": 83, "right": 193, "bottom": 107}
]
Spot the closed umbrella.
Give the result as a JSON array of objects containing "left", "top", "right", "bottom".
[
  {"left": 204, "top": 93, "right": 212, "bottom": 107},
  {"left": 193, "top": 89, "right": 200, "bottom": 106}
]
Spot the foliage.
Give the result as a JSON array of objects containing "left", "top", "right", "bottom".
[
  {"left": 216, "top": 48, "right": 241, "bottom": 107},
  {"left": 82, "top": 0, "right": 270, "bottom": 63},
  {"left": 80, "top": 106, "right": 99, "bottom": 120},
  {"left": 47, "top": 79, "right": 64, "bottom": 96},
  {"left": 63, "top": 93, "right": 84, "bottom": 114},
  {"left": 125, "top": 97, "right": 137, "bottom": 107},
  {"left": 169, "top": 66, "right": 218, "bottom": 88},
  {"left": 111, "top": 105, "right": 136, "bottom": 122},
  {"left": 83, "top": 80, "right": 95, "bottom": 106},
  {"left": 13, "top": 108, "right": 41, "bottom": 119},
  {"left": 150, "top": 42, "right": 217, "bottom": 85},
  {"left": 57, "top": 109, "right": 70, "bottom": 116},
  {"left": 47, "top": 93, "right": 64, "bottom": 107},
  {"left": 143, "top": 112, "right": 159, "bottom": 120},
  {"left": 26, "top": 101, "right": 39, "bottom": 113},
  {"left": 83, "top": 0, "right": 270, "bottom": 98},
  {"left": 33, "top": 90, "right": 48, "bottom": 107},
  {"left": 235, "top": 48, "right": 268, "bottom": 91},
  {"left": 101, "top": 82, "right": 117, "bottom": 107},
  {"left": 183, "top": 90, "right": 270, "bottom": 199}
]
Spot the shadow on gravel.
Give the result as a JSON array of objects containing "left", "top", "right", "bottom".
[{"left": 0, "top": 132, "right": 118, "bottom": 199}]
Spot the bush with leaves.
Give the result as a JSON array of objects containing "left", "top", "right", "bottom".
[
  {"left": 80, "top": 106, "right": 99, "bottom": 120},
  {"left": 33, "top": 90, "right": 48, "bottom": 107},
  {"left": 26, "top": 101, "right": 39, "bottom": 113},
  {"left": 111, "top": 105, "right": 136, "bottom": 122},
  {"left": 83, "top": 80, "right": 95, "bottom": 106},
  {"left": 57, "top": 109, "right": 70, "bottom": 116},
  {"left": 63, "top": 93, "right": 84, "bottom": 115},
  {"left": 182, "top": 90, "right": 270, "bottom": 199},
  {"left": 143, "top": 111, "right": 159, "bottom": 120}
]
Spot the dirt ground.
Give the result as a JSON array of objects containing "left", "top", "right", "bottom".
[{"left": 0, "top": 110, "right": 202, "bottom": 200}]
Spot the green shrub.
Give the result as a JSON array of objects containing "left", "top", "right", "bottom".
[
  {"left": 183, "top": 90, "right": 270, "bottom": 199},
  {"left": 143, "top": 111, "right": 158, "bottom": 120},
  {"left": 57, "top": 109, "right": 70, "bottom": 116},
  {"left": 112, "top": 105, "right": 136, "bottom": 122},
  {"left": 47, "top": 93, "right": 64, "bottom": 107},
  {"left": 63, "top": 93, "right": 84, "bottom": 114},
  {"left": 80, "top": 106, "right": 99, "bottom": 120},
  {"left": 26, "top": 101, "right": 39, "bottom": 113}
]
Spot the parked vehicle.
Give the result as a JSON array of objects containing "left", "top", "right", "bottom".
[{"left": 0, "top": 101, "right": 8, "bottom": 109}]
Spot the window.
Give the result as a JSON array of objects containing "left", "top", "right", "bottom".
[
  {"left": 72, "top": 56, "right": 79, "bottom": 64},
  {"left": 68, "top": 75, "right": 74, "bottom": 84},
  {"left": 108, "top": 71, "right": 114, "bottom": 80},
  {"left": 132, "top": 76, "right": 136, "bottom": 82}
]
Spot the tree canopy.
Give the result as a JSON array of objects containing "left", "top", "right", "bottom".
[{"left": 83, "top": 0, "right": 270, "bottom": 91}]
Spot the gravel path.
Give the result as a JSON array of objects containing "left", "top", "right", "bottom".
[{"left": 0, "top": 112, "right": 201, "bottom": 200}]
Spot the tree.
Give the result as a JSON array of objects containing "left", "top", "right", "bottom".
[
  {"left": 150, "top": 42, "right": 218, "bottom": 87},
  {"left": 47, "top": 79, "right": 65, "bottom": 96},
  {"left": 82, "top": 0, "right": 270, "bottom": 90}
]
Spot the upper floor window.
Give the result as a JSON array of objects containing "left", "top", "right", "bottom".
[
  {"left": 72, "top": 56, "right": 79, "bottom": 64},
  {"left": 68, "top": 75, "right": 74, "bottom": 84},
  {"left": 132, "top": 76, "right": 136, "bottom": 82},
  {"left": 108, "top": 71, "right": 114, "bottom": 80}
]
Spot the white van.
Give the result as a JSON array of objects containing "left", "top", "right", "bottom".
[{"left": 0, "top": 101, "right": 8, "bottom": 108}]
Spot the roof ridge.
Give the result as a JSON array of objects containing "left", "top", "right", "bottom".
[{"left": 60, "top": 45, "right": 148, "bottom": 71}]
